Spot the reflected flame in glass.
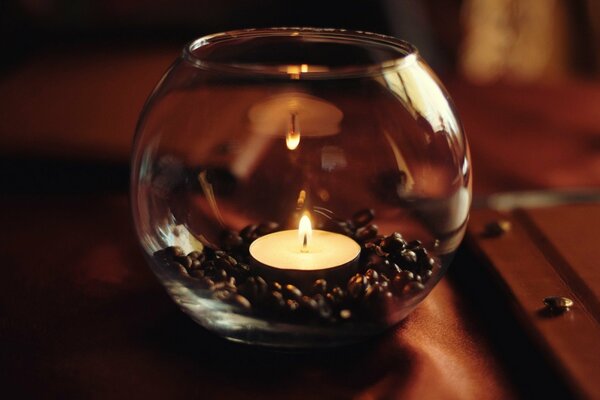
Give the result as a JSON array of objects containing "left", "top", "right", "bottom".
[
  {"left": 285, "top": 64, "right": 308, "bottom": 80},
  {"left": 286, "top": 113, "right": 301, "bottom": 150},
  {"left": 297, "top": 189, "right": 307, "bottom": 208},
  {"left": 286, "top": 132, "right": 300, "bottom": 150}
]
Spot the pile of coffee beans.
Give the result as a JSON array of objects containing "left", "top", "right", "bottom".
[{"left": 153, "top": 209, "right": 438, "bottom": 324}]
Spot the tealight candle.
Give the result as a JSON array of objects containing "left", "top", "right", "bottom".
[{"left": 249, "top": 215, "right": 360, "bottom": 285}]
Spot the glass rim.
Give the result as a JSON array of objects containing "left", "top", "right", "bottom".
[{"left": 183, "top": 27, "right": 420, "bottom": 79}]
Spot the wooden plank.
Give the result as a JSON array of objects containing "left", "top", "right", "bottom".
[
  {"left": 519, "top": 204, "right": 600, "bottom": 321},
  {"left": 468, "top": 206, "right": 600, "bottom": 399}
]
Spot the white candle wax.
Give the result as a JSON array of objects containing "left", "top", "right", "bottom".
[{"left": 249, "top": 229, "right": 360, "bottom": 271}]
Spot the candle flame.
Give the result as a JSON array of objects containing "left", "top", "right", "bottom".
[
  {"left": 286, "top": 113, "right": 300, "bottom": 150},
  {"left": 298, "top": 214, "right": 312, "bottom": 253}
]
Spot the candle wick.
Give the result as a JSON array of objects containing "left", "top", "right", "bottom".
[{"left": 301, "top": 233, "right": 308, "bottom": 253}]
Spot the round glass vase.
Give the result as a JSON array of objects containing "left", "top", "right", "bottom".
[{"left": 131, "top": 28, "right": 471, "bottom": 348}]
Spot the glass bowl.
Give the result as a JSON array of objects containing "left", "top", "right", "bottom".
[{"left": 131, "top": 28, "right": 471, "bottom": 348}]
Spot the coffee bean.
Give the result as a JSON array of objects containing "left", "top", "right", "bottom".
[
  {"left": 175, "top": 255, "right": 192, "bottom": 269},
  {"left": 231, "top": 243, "right": 250, "bottom": 259},
  {"left": 378, "top": 271, "right": 391, "bottom": 283},
  {"left": 543, "top": 296, "right": 574, "bottom": 312},
  {"left": 414, "top": 246, "right": 429, "bottom": 257},
  {"left": 189, "top": 269, "right": 204, "bottom": 279},
  {"left": 165, "top": 246, "right": 185, "bottom": 258},
  {"left": 283, "top": 284, "right": 303, "bottom": 301},
  {"left": 356, "top": 224, "right": 379, "bottom": 242},
  {"left": 235, "top": 262, "right": 250, "bottom": 274},
  {"left": 240, "top": 224, "right": 258, "bottom": 242},
  {"left": 228, "top": 263, "right": 250, "bottom": 282},
  {"left": 385, "top": 263, "right": 401, "bottom": 277},
  {"left": 340, "top": 309, "right": 352, "bottom": 319},
  {"left": 188, "top": 251, "right": 203, "bottom": 261},
  {"left": 238, "top": 277, "right": 257, "bottom": 299},
  {"left": 408, "top": 240, "right": 423, "bottom": 249},
  {"left": 190, "top": 259, "right": 202, "bottom": 270},
  {"left": 322, "top": 219, "right": 353, "bottom": 236},
  {"left": 212, "top": 280, "right": 237, "bottom": 293},
  {"left": 392, "top": 271, "right": 414, "bottom": 292},
  {"left": 399, "top": 270, "right": 415, "bottom": 281},
  {"left": 213, "top": 289, "right": 234, "bottom": 302},
  {"left": 266, "top": 291, "right": 285, "bottom": 309},
  {"left": 203, "top": 246, "right": 217, "bottom": 260},
  {"left": 483, "top": 220, "right": 512, "bottom": 237},
  {"left": 214, "top": 250, "right": 231, "bottom": 260},
  {"left": 256, "top": 221, "right": 280, "bottom": 236},
  {"left": 272, "top": 281, "right": 282, "bottom": 291},
  {"left": 203, "top": 277, "right": 215, "bottom": 287},
  {"left": 205, "top": 266, "right": 227, "bottom": 282},
  {"left": 423, "top": 269, "right": 433, "bottom": 282},
  {"left": 366, "top": 254, "right": 389, "bottom": 270},
  {"left": 219, "top": 254, "right": 240, "bottom": 270},
  {"left": 312, "top": 279, "right": 328, "bottom": 295},
  {"left": 377, "top": 280, "right": 390, "bottom": 291},
  {"left": 239, "top": 276, "right": 267, "bottom": 299},
  {"left": 363, "top": 242, "right": 377, "bottom": 252},
  {"left": 286, "top": 299, "right": 300, "bottom": 312},
  {"left": 365, "top": 253, "right": 387, "bottom": 266},
  {"left": 347, "top": 274, "right": 368, "bottom": 299},
  {"left": 374, "top": 245, "right": 389, "bottom": 257},
  {"left": 402, "top": 281, "right": 425, "bottom": 297},
  {"left": 329, "top": 286, "right": 345, "bottom": 304},
  {"left": 300, "top": 296, "right": 319, "bottom": 312},
  {"left": 400, "top": 249, "right": 418, "bottom": 264},
  {"left": 219, "top": 230, "right": 243, "bottom": 251},
  {"left": 364, "top": 284, "right": 393, "bottom": 302},
  {"left": 170, "top": 261, "right": 188, "bottom": 275},
  {"left": 255, "top": 276, "right": 268, "bottom": 297},
  {"left": 198, "top": 276, "right": 215, "bottom": 289},
  {"left": 382, "top": 233, "right": 407, "bottom": 253},
  {"left": 214, "top": 257, "right": 235, "bottom": 271},
  {"left": 365, "top": 269, "right": 379, "bottom": 284},
  {"left": 231, "top": 294, "right": 252, "bottom": 310},
  {"left": 352, "top": 208, "right": 375, "bottom": 228},
  {"left": 313, "top": 294, "right": 333, "bottom": 318},
  {"left": 367, "top": 236, "right": 386, "bottom": 247},
  {"left": 376, "top": 282, "right": 392, "bottom": 299},
  {"left": 427, "top": 257, "right": 437, "bottom": 269},
  {"left": 363, "top": 285, "right": 377, "bottom": 302}
]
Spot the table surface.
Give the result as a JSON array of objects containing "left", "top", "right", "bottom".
[
  {"left": 1, "top": 46, "right": 598, "bottom": 399},
  {"left": 0, "top": 196, "right": 517, "bottom": 399}
]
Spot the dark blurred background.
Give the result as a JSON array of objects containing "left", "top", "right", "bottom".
[{"left": 1, "top": 0, "right": 599, "bottom": 195}]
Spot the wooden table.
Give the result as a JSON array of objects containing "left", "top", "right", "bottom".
[{"left": 1, "top": 194, "right": 574, "bottom": 399}]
